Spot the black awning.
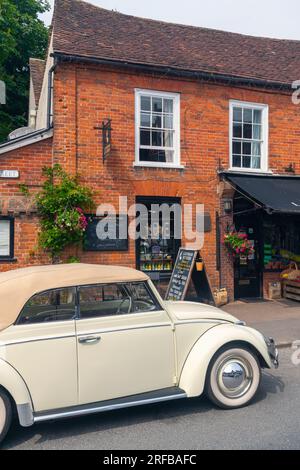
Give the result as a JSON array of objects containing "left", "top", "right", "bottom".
[{"left": 224, "top": 174, "right": 300, "bottom": 214}]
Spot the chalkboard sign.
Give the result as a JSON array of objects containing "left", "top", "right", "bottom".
[
  {"left": 84, "top": 215, "right": 128, "bottom": 252},
  {"left": 165, "top": 248, "right": 198, "bottom": 301}
]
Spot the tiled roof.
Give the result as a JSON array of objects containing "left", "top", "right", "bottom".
[
  {"left": 29, "top": 58, "right": 46, "bottom": 104},
  {"left": 52, "top": 0, "right": 300, "bottom": 86}
]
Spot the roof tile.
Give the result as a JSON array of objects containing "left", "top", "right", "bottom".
[
  {"left": 52, "top": 0, "right": 300, "bottom": 85},
  {"left": 29, "top": 58, "right": 46, "bottom": 104}
]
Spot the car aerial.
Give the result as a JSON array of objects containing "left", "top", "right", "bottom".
[{"left": 0, "top": 263, "right": 278, "bottom": 444}]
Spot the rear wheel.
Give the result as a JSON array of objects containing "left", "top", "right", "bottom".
[
  {"left": 0, "top": 389, "right": 12, "bottom": 445},
  {"left": 205, "top": 346, "right": 261, "bottom": 409}
]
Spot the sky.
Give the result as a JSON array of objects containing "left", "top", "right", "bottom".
[{"left": 41, "top": 0, "right": 300, "bottom": 40}]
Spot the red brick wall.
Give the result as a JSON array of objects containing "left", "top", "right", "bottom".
[
  {"left": 2, "top": 61, "right": 300, "bottom": 299},
  {"left": 0, "top": 138, "right": 53, "bottom": 271},
  {"left": 52, "top": 63, "right": 300, "bottom": 296}
]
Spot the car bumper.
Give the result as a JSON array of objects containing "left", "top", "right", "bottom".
[{"left": 265, "top": 336, "right": 279, "bottom": 369}]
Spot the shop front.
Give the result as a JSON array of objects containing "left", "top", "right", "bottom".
[{"left": 223, "top": 174, "right": 300, "bottom": 300}]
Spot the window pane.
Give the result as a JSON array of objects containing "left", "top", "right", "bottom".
[
  {"left": 252, "top": 156, "right": 261, "bottom": 169},
  {"left": 232, "top": 141, "right": 241, "bottom": 155},
  {"left": 253, "top": 124, "right": 261, "bottom": 140},
  {"left": 141, "top": 96, "right": 151, "bottom": 111},
  {"left": 141, "top": 113, "right": 151, "bottom": 127},
  {"left": 164, "top": 115, "right": 173, "bottom": 129},
  {"left": 152, "top": 114, "right": 162, "bottom": 128},
  {"left": 163, "top": 131, "right": 173, "bottom": 147},
  {"left": 243, "top": 142, "right": 251, "bottom": 155},
  {"left": 232, "top": 155, "right": 241, "bottom": 167},
  {"left": 253, "top": 110, "right": 262, "bottom": 124},
  {"left": 243, "top": 108, "right": 253, "bottom": 123},
  {"left": 140, "top": 149, "right": 166, "bottom": 162},
  {"left": 152, "top": 130, "right": 162, "bottom": 147},
  {"left": 140, "top": 130, "right": 151, "bottom": 146},
  {"left": 233, "top": 123, "right": 242, "bottom": 138},
  {"left": 242, "top": 155, "right": 251, "bottom": 168},
  {"left": 233, "top": 107, "right": 242, "bottom": 122},
  {"left": 165, "top": 150, "right": 174, "bottom": 163},
  {"left": 19, "top": 288, "right": 76, "bottom": 324},
  {"left": 164, "top": 99, "right": 173, "bottom": 113},
  {"left": 0, "top": 220, "right": 10, "bottom": 257},
  {"left": 152, "top": 97, "right": 162, "bottom": 112},
  {"left": 127, "top": 282, "right": 160, "bottom": 313},
  {"left": 243, "top": 124, "right": 252, "bottom": 139},
  {"left": 252, "top": 142, "right": 261, "bottom": 156},
  {"left": 80, "top": 284, "right": 131, "bottom": 318}
]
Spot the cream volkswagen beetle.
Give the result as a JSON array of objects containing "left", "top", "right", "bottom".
[{"left": 0, "top": 264, "right": 278, "bottom": 443}]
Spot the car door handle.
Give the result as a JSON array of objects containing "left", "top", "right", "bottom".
[{"left": 78, "top": 336, "right": 101, "bottom": 344}]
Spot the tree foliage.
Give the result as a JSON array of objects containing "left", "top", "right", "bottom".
[{"left": 0, "top": 0, "right": 50, "bottom": 142}]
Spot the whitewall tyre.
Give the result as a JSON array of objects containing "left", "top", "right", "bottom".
[
  {"left": 205, "top": 346, "right": 261, "bottom": 409},
  {"left": 0, "top": 389, "right": 12, "bottom": 445}
]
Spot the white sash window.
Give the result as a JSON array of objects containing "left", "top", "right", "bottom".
[
  {"left": 135, "top": 89, "right": 181, "bottom": 168},
  {"left": 230, "top": 101, "right": 269, "bottom": 172},
  {"left": 0, "top": 219, "right": 12, "bottom": 257}
]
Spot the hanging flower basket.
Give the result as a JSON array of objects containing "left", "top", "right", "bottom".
[{"left": 224, "top": 230, "right": 254, "bottom": 259}]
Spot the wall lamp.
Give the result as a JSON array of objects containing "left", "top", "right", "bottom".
[{"left": 223, "top": 199, "right": 233, "bottom": 214}]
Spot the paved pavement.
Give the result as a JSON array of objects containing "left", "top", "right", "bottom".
[
  {"left": 2, "top": 349, "right": 299, "bottom": 450},
  {"left": 222, "top": 298, "right": 300, "bottom": 346}
]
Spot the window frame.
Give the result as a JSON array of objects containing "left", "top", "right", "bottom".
[
  {"left": 77, "top": 281, "right": 163, "bottom": 320},
  {"left": 15, "top": 281, "right": 165, "bottom": 326},
  {"left": 229, "top": 100, "right": 269, "bottom": 173},
  {"left": 0, "top": 216, "right": 14, "bottom": 261},
  {"left": 134, "top": 89, "right": 182, "bottom": 169}
]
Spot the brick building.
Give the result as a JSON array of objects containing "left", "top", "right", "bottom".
[{"left": 1, "top": 0, "right": 300, "bottom": 301}]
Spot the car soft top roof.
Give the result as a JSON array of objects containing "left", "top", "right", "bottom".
[{"left": 0, "top": 264, "right": 149, "bottom": 331}]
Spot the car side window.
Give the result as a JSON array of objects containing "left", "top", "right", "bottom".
[
  {"left": 126, "top": 282, "right": 161, "bottom": 313},
  {"left": 18, "top": 288, "right": 76, "bottom": 325},
  {"left": 79, "top": 284, "right": 131, "bottom": 319}
]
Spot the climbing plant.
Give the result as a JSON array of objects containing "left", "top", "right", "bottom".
[{"left": 34, "top": 164, "right": 94, "bottom": 261}]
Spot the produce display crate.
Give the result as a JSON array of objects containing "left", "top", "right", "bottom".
[{"left": 282, "top": 279, "right": 300, "bottom": 302}]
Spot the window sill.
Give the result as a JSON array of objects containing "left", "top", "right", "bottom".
[
  {"left": 0, "top": 257, "right": 17, "bottom": 263},
  {"left": 226, "top": 168, "right": 273, "bottom": 175},
  {"left": 133, "top": 163, "right": 185, "bottom": 170}
]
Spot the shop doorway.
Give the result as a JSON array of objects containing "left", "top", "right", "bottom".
[
  {"left": 234, "top": 214, "right": 262, "bottom": 299},
  {"left": 135, "top": 196, "right": 181, "bottom": 288}
]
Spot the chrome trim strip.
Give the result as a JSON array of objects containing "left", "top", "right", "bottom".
[
  {"left": 4, "top": 334, "right": 76, "bottom": 347},
  {"left": 6, "top": 323, "right": 171, "bottom": 346},
  {"left": 77, "top": 322, "right": 171, "bottom": 337},
  {"left": 34, "top": 392, "right": 187, "bottom": 423},
  {"left": 174, "top": 320, "right": 227, "bottom": 326}
]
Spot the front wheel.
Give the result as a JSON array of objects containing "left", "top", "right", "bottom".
[
  {"left": 0, "top": 389, "right": 12, "bottom": 445},
  {"left": 205, "top": 346, "right": 261, "bottom": 409}
]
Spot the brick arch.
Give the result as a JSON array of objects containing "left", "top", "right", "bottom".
[{"left": 132, "top": 181, "right": 184, "bottom": 198}]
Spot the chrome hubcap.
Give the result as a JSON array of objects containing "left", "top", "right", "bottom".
[{"left": 216, "top": 357, "right": 253, "bottom": 398}]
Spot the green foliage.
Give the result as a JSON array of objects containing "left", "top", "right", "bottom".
[
  {"left": 18, "top": 183, "right": 30, "bottom": 196},
  {"left": 0, "top": 0, "right": 50, "bottom": 142},
  {"left": 35, "top": 164, "right": 94, "bottom": 259},
  {"left": 67, "top": 256, "right": 81, "bottom": 264}
]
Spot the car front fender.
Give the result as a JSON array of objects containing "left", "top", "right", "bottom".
[
  {"left": 0, "top": 358, "right": 33, "bottom": 426},
  {"left": 179, "top": 323, "right": 272, "bottom": 398}
]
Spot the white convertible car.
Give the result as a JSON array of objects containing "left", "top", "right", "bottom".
[{"left": 0, "top": 264, "right": 278, "bottom": 443}]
